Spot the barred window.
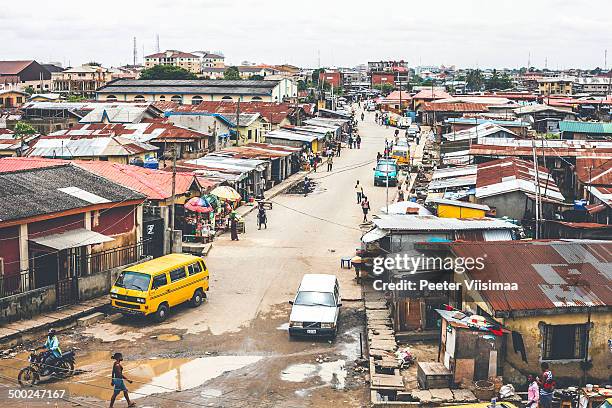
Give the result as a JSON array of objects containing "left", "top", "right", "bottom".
[{"left": 542, "top": 324, "right": 588, "bottom": 360}]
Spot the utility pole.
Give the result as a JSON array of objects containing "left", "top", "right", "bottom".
[
  {"left": 169, "top": 145, "right": 177, "bottom": 252},
  {"left": 531, "top": 138, "right": 541, "bottom": 240},
  {"left": 235, "top": 99, "right": 240, "bottom": 146},
  {"left": 156, "top": 34, "right": 160, "bottom": 53}
]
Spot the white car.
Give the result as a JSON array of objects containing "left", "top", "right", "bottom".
[{"left": 288, "top": 274, "right": 341, "bottom": 338}]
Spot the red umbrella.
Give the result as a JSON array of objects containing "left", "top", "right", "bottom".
[{"left": 184, "top": 197, "right": 213, "bottom": 213}]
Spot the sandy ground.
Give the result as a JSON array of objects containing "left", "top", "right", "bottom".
[{"left": 0, "top": 106, "right": 410, "bottom": 407}]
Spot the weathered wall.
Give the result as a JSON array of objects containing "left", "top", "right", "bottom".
[
  {"left": 480, "top": 191, "right": 527, "bottom": 220},
  {"left": 502, "top": 312, "right": 611, "bottom": 385},
  {"left": 0, "top": 285, "right": 56, "bottom": 322}
]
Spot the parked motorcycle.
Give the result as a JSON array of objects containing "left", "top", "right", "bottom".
[{"left": 18, "top": 349, "right": 75, "bottom": 386}]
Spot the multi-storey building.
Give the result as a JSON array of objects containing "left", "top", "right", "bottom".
[
  {"left": 51, "top": 64, "right": 114, "bottom": 97},
  {"left": 537, "top": 77, "right": 574, "bottom": 96},
  {"left": 144, "top": 50, "right": 202, "bottom": 74}
]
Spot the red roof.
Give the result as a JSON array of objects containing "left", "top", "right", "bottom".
[
  {"left": 422, "top": 102, "right": 489, "bottom": 112},
  {"left": 0, "top": 157, "right": 197, "bottom": 200},
  {"left": 160, "top": 101, "right": 308, "bottom": 125},
  {"left": 575, "top": 157, "right": 612, "bottom": 186},
  {"left": 0, "top": 129, "right": 13, "bottom": 135},
  {"left": 449, "top": 240, "right": 612, "bottom": 315},
  {"left": 412, "top": 89, "right": 451, "bottom": 100},
  {"left": 0, "top": 60, "right": 35, "bottom": 75},
  {"left": 476, "top": 157, "right": 564, "bottom": 202}
]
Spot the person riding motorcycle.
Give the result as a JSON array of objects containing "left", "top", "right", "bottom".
[{"left": 40, "top": 329, "right": 62, "bottom": 375}]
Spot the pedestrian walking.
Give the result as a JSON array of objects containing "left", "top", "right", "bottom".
[
  {"left": 538, "top": 363, "right": 555, "bottom": 408},
  {"left": 313, "top": 153, "right": 319, "bottom": 172},
  {"left": 348, "top": 135, "right": 353, "bottom": 149},
  {"left": 375, "top": 112, "right": 378, "bottom": 122},
  {"left": 230, "top": 213, "right": 239, "bottom": 241},
  {"left": 109, "top": 353, "right": 135, "bottom": 408},
  {"left": 336, "top": 142, "right": 341, "bottom": 157},
  {"left": 355, "top": 180, "right": 363, "bottom": 204},
  {"left": 376, "top": 152, "right": 382, "bottom": 162},
  {"left": 356, "top": 135, "right": 361, "bottom": 149},
  {"left": 326, "top": 155, "right": 333, "bottom": 172},
  {"left": 303, "top": 176, "right": 311, "bottom": 197},
  {"left": 361, "top": 112, "right": 364, "bottom": 121},
  {"left": 397, "top": 185, "right": 405, "bottom": 202},
  {"left": 361, "top": 196, "right": 370, "bottom": 222}
]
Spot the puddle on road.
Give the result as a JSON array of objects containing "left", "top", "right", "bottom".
[
  {"left": 280, "top": 328, "right": 361, "bottom": 391},
  {"left": 156, "top": 333, "right": 182, "bottom": 342},
  {"left": 130, "top": 355, "right": 263, "bottom": 399},
  {"left": 281, "top": 360, "right": 347, "bottom": 390},
  {"left": 0, "top": 351, "right": 261, "bottom": 403}
]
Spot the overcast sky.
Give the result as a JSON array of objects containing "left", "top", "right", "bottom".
[{"left": 2, "top": 0, "right": 611, "bottom": 70}]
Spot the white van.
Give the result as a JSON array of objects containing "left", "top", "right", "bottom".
[{"left": 288, "top": 274, "right": 341, "bottom": 338}]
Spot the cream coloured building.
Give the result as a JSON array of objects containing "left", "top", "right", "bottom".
[
  {"left": 96, "top": 78, "right": 298, "bottom": 104},
  {"left": 144, "top": 50, "right": 202, "bottom": 74}
]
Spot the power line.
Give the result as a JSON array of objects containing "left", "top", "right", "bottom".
[{"left": 270, "top": 200, "right": 363, "bottom": 232}]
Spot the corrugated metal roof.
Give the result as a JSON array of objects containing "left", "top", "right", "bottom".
[
  {"left": 476, "top": 157, "right": 565, "bottom": 202},
  {"left": 442, "top": 123, "right": 516, "bottom": 142},
  {"left": 449, "top": 240, "right": 612, "bottom": 314},
  {"left": 26, "top": 135, "right": 158, "bottom": 158},
  {"left": 0, "top": 157, "right": 196, "bottom": 201},
  {"left": 0, "top": 165, "right": 144, "bottom": 223},
  {"left": 559, "top": 121, "right": 612, "bottom": 134},
  {"left": 373, "top": 215, "right": 518, "bottom": 231}
]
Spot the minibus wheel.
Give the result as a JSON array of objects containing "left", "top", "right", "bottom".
[
  {"left": 154, "top": 303, "right": 169, "bottom": 322},
  {"left": 190, "top": 289, "right": 203, "bottom": 307}
]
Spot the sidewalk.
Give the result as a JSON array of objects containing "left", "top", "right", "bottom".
[{"left": 0, "top": 297, "right": 108, "bottom": 346}]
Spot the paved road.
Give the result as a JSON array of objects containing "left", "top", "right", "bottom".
[{"left": 0, "top": 106, "right": 411, "bottom": 408}]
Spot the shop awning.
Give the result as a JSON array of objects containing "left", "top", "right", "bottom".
[
  {"left": 361, "top": 227, "right": 388, "bottom": 243},
  {"left": 30, "top": 228, "right": 114, "bottom": 250}
]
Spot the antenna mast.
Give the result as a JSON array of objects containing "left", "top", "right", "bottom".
[{"left": 133, "top": 37, "right": 137, "bottom": 66}]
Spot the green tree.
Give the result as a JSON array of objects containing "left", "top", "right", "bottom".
[
  {"left": 85, "top": 61, "right": 101, "bottom": 67},
  {"left": 297, "top": 80, "right": 308, "bottom": 91},
  {"left": 66, "top": 95, "right": 86, "bottom": 102},
  {"left": 485, "top": 69, "right": 513, "bottom": 90},
  {"left": 23, "top": 86, "right": 35, "bottom": 95},
  {"left": 249, "top": 74, "right": 264, "bottom": 80},
  {"left": 139, "top": 65, "right": 197, "bottom": 80},
  {"left": 373, "top": 83, "right": 395, "bottom": 94},
  {"left": 224, "top": 66, "right": 241, "bottom": 80},
  {"left": 12, "top": 121, "right": 37, "bottom": 157},
  {"left": 311, "top": 68, "right": 324, "bottom": 84},
  {"left": 466, "top": 69, "right": 484, "bottom": 91}
]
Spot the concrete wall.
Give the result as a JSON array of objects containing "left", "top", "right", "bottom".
[
  {"left": 479, "top": 191, "right": 527, "bottom": 220},
  {"left": 0, "top": 285, "right": 56, "bottom": 322},
  {"left": 78, "top": 257, "right": 152, "bottom": 301}
]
